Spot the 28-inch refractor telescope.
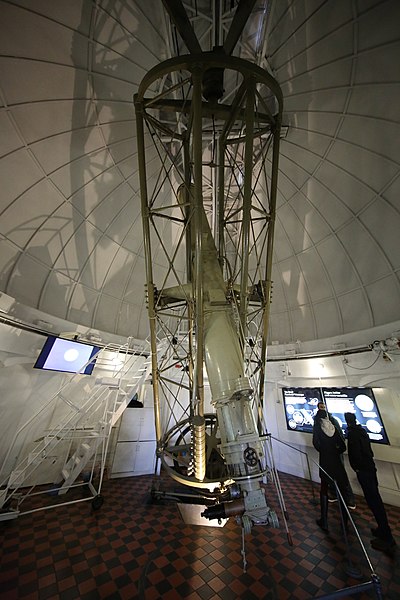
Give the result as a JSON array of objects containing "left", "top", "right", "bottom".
[{"left": 135, "top": 43, "right": 283, "bottom": 535}]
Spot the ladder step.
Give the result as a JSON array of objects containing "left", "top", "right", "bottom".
[{"left": 62, "top": 469, "right": 70, "bottom": 480}]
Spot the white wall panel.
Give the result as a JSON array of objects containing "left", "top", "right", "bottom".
[{"left": 111, "top": 441, "right": 156, "bottom": 476}]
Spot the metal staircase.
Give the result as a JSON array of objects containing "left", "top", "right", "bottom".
[{"left": 0, "top": 340, "right": 150, "bottom": 520}]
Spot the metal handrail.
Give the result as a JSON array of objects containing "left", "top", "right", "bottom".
[{"left": 270, "top": 435, "right": 318, "bottom": 504}]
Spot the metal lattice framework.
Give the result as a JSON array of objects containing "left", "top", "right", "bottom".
[{"left": 135, "top": 51, "right": 282, "bottom": 490}]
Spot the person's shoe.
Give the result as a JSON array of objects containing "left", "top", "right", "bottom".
[
  {"left": 371, "top": 527, "right": 384, "bottom": 538},
  {"left": 328, "top": 497, "right": 338, "bottom": 503},
  {"left": 370, "top": 537, "right": 397, "bottom": 552},
  {"left": 346, "top": 503, "right": 356, "bottom": 510},
  {"left": 316, "top": 518, "right": 329, "bottom": 533}
]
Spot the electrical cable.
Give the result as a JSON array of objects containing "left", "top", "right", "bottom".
[{"left": 343, "top": 351, "right": 383, "bottom": 371}]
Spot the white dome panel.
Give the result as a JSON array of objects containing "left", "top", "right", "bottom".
[
  {"left": 268, "top": 311, "right": 292, "bottom": 346},
  {"left": 30, "top": 129, "right": 105, "bottom": 175},
  {"left": 327, "top": 140, "right": 398, "bottom": 191},
  {"left": 0, "top": 239, "right": 21, "bottom": 289},
  {"left": 0, "top": 149, "right": 43, "bottom": 213},
  {"left": 317, "top": 236, "right": 361, "bottom": 294},
  {"left": 276, "top": 172, "right": 299, "bottom": 204},
  {"left": 276, "top": 204, "right": 313, "bottom": 254},
  {"left": 337, "top": 220, "right": 392, "bottom": 285},
  {"left": 355, "top": 41, "right": 400, "bottom": 85},
  {"left": 360, "top": 200, "right": 400, "bottom": 270},
  {"left": 284, "top": 128, "right": 331, "bottom": 158},
  {"left": 297, "top": 249, "right": 332, "bottom": 302},
  {"left": 288, "top": 111, "right": 341, "bottom": 137},
  {"left": 123, "top": 257, "right": 147, "bottom": 303},
  {"left": 273, "top": 221, "right": 294, "bottom": 263},
  {"left": 8, "top": 254, "right": 50, "bottom": 307},
  {"left": 95, "top": 293, "right": 125, "bottom": 334},
  {"left": 383, "top": 174, "right": 400, "bottom": 210},
  {"left": 0, "top": 58, "right": 90, "bottom": 104},
  {"left": 100, "top": 120, "right": 136, "bottom": 146},
  {"left": 53, "top": 220, "right": 103, "bottom": 280},
  {"left": 290, "top": 305, "right": 315, "bottom": 342},
  {"left": 108, "top": 139, "right": 136, "bottom": 166},
  {"left": 10, "top": 1, "right": 91, "bottom": 32},
  {"left": 278, "top": 256, "right": 311, "bottom": 309},
  {"left": 283, "top": 87, "right": 349, "bottom": 113},
  {"left": 337, "top": 289, "right": 372, "bottom": 332},
  {"left": 313, "top": 299, "right": 341, "bottom": 339},
  {"left": 91, "top": 72, "right": 137, "bottom": 103},
  {"left": 87, "top": 183, "right": 133, "bottom": 232},
  {"left": 68, "top": 284, "right": 99, "bottom": 327},
  {"left": 338, "top": 116, "right": 400, "bottom": 164},
  {"left": 0, "top": 4, "right": 87, "bottom": 67},
  {"left": 289, "top": 192, "right": 331, "bottom": 244},
  {"left": 117, "top": 214, "right": 144, "bottom": 254},
  {"left": 0, "top": 112, "right": 23, "bottom": 157},
  {"left": 39, "top": 271, "right": 74, "bottom": 320},
  {"left": 365, "top": 276, "right": 400, "bottom": 326},
  {"left": 11, "top": 101, "right": 97, "bottom": 144},
  {"left": 278, "top": 153, "right": 310, "bottom": 190},
  {"left": 315, "top": 161, "right": 374, "bottom": 213},
  {"left": 79, "top": 237, "right": 122, "bottom": 290},
  {"left": 50, "top": 148, "right": 116, "bottom": 198},
  {"left": 117, "top": 300, "right": 147, "bottom": 339},
  {"left": 301, "top": 178, "right": 352, "bottom": 230},
  {"left": 358, "top": 2, "right": 400, "bottom": 49},
  {"left": 101, "top": 248, "right": 136, "bottom": 298},
  {"left": 347, "top": 84, "right": 400, "bottom": 122},
  {"left": 70, "top": 168, "right": 125, "bottom": 217},
  {"left": 280, "top": 58, "right": 353, "bottom": 97},
  {"left": 2, "top": 180, "right": 64, "bottom": 248},
  {"left": 24, "top": 203, "right": 83, "bottom": 270},
  {"left": 269, "top": 0, "right": 352, "bottom": 61},
  {"left": 282, "top": 142, "right": 322, "bottom": 175}
]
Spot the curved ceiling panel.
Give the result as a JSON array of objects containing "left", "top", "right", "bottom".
[{"left": 0, "top": 0, "right": 399, "bottom": 345}]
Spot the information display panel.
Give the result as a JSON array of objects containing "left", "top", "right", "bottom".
[
  {"left": 34, "top": 336, "right": 100, "bottom": 375},
  {"left": 282, "top": 386, "right": 389, "bottom": 444},
  {"left": 282, "top": 387, "right": 322, "bottom": 434},
  {"left": 322, "top": 387, "right": 389, "bottom": 445}
]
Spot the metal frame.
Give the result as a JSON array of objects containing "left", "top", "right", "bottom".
[{"left": 135, "top": 51, "right": 282, "bottom": 490}]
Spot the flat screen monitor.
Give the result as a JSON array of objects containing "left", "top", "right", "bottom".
[
  {"left": 34, "top": 336, "right": 100, "bottom": 375},
  {"left": 282, "top": 387, "right": 323, "bottom": 434},
  {"left": 322, "top": 387, "right": 389, "bottom": 445}
]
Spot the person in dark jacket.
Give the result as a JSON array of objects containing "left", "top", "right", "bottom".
[
  {"left": 313, "top": 407, "right": 349, "bottom": 532},
  {"left": 315, "top": 402, "right": 356, "bottom": 509},
  {"left": 344, "top": 412, "right": 396, "bottom": 552}
]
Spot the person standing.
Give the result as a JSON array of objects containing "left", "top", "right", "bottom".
[
  {"left": 313, "top": 406, "right": 349, "bottom": 532},
  {"left": 315, "top": 402, "right": 356, "bottom": 509},
  {"left": 344, "top": 412, "right": 396, "bottom": 552}
]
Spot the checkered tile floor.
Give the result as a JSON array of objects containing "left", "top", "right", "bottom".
[{"left": 0, "top": 471, "right": 399, "bottom": 599}]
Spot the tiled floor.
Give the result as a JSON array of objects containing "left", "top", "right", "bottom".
[{"left": 0, "top": 471, "right": 399, "bottom": 599}]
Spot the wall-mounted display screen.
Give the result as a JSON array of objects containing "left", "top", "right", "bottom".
[
  {"left": 322, "top": 387, "right": 389, "bottom": 445},
  {"left": 34, "top": 336, "right": 100, "bottom": 375},
  {"left": 282, "top": 387, "right": 322, "bottom": 434},
  {"left": 282, "top": 386, "right": 389, "bottom": 444}
]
